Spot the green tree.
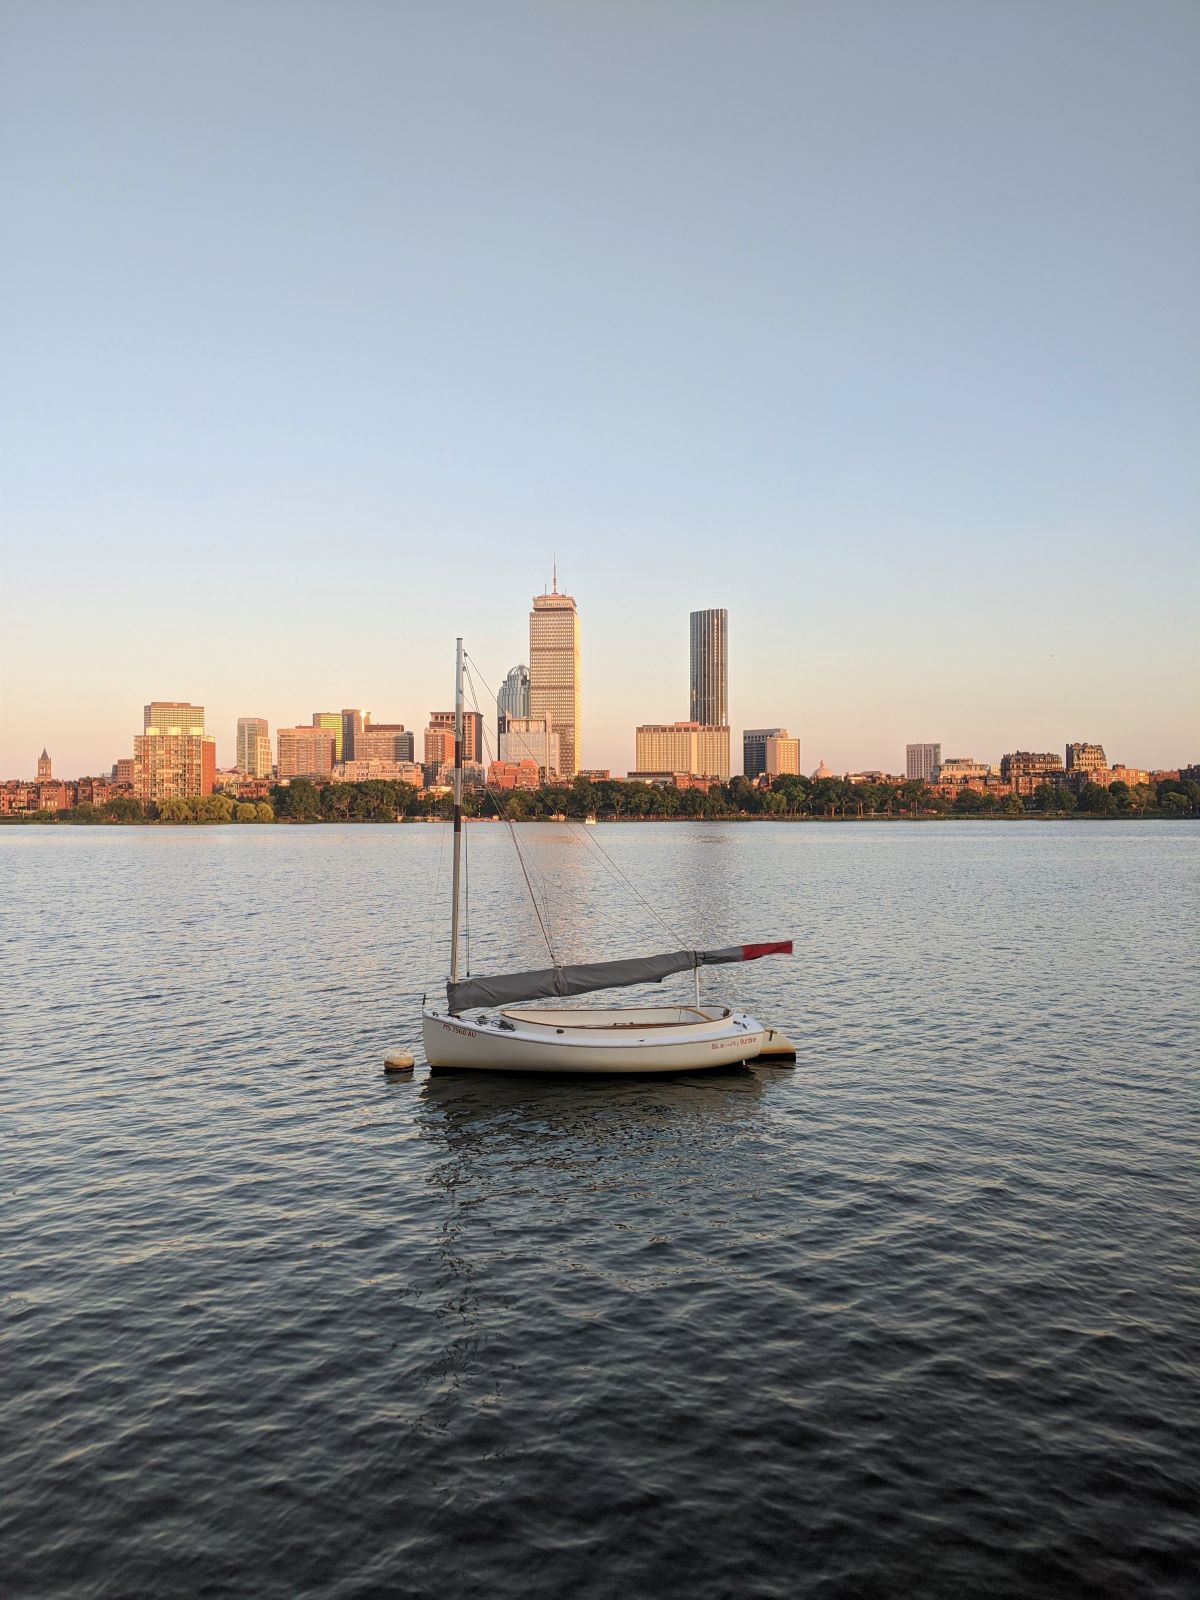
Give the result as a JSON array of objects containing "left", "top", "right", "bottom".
[
  {"left": 272, "top": 778, "right": 321, "bottom": 821},
  {"left": 255, "top": 801, "right": 275, "bottom": 822},
  {"left": 1077, "top": 782, "right": 1116, "bottom": 815},
  {"left": 567, "top": 777, "right": 598, "bottom": 818},
  {"left": 193, "top": 794, "right": 234, "bottom": 823},
  {"left": 953, "top": 787, "right": 988, "bottom": 814},
  {"left": 102, "top": 795, "right": 145, "bottom": 823},
  {"left": 157, "top": 796, "right": 195, "bottom": 823},
  {"left": 234, "top": 802, "right": 258, "bottom": 822}
]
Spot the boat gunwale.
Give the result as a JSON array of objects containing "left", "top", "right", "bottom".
[{"left": 498, "top": 1005, "right": 732, "bottom": 1032}]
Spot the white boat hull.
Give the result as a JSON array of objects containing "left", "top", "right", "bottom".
[{"left": 421, "top": 1004, "right": 768, "bottom": 1075}]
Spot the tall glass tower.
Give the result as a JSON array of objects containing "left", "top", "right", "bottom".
[
  {"left": 497, "top": 663, "right": 531, "bottom": 741},
  {"left": 689, "top": 609, "right": 728, "bottom": 727}
]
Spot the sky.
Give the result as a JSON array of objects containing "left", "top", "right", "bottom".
[{"left": 2, "top": 0, "right": 1197, "bottom": 779}]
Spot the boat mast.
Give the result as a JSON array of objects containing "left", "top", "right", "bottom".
[{"left": 449, "top": 637, "right": 464, "bottom": 985}]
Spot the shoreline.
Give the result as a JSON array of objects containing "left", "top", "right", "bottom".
[{"left": 3, "top": 813, "right": 1194, "bottom": 829}]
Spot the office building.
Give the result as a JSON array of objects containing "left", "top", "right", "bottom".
[
  {"left": 236, "top": 718, "right": 272, "bottom": 778},
  {"left": 341, "top": 709, "right": 365, "bottom": 762},
  {"left": 497, "top": 664, "right": 530, "bottom": 739},
  {"left": 1066, "top": 742, "right": 1107, "bottom": 774},
  {"left": 906, "top": 743, "right": 942, "bottom": 782},
  {"left": 424, "top": 725, "right": 454, "bottom": 770},
  {"left": 744, "top": 728, "right": 800, "bottom": 780},
  {"left": 144, "top": 701, "right": 205, "bottom": 736},
  {"left": 312, "top": 713, "right": 343, "bottom": 762},
  {"left": 690, "top": 609, "right": 728, "bottom": 727},
  {"left": 277, "top": 726, "right": 335, "bottom": 779},
  {"left": 635, "top": 722, "right": 730, "bottom": 780},
  {"left": 763, "top": 733, "right": 800, "bottom": 778},
  {"left": 530, "top": 579, "right": 580, "bottom": 777},
  {"left": 499, "top": 715, "right": 560, "bottom": 775},
  {"left": 428, "top": 710, "right": 484, "bottom": 764},
  {"left": 356, "top": 723, "right": 415, "bottom": 764},
  {"left": 134, "top": 701, "right": 215, "bottom": 801}
]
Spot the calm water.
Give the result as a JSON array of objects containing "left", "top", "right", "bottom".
[{"left": 2, "top": 821, "right": 1197, "bottom": 1599}]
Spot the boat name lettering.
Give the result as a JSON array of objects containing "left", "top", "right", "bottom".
[
  {"left": 444, "top": 1023, "right": 476, "bottom": 1037},
  {"left": 711, "top": 1037, "right": 749, "bottom": 1051}
]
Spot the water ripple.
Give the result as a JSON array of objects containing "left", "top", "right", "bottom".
[{"left": 1, "top": 821, "right": 1196, "bottom": 1598}]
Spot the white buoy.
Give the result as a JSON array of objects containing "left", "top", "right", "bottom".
[
  {"left": 757, "top": 1030, "right": 797, "bottom": 1062},
  {"left": 383, "top": 1049, "right": 415, "bottom": 1074}
]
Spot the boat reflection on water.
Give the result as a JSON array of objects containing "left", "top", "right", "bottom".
[
  {"left": 402, "top": 1064, "right": 782, "bottom": 1444},
  {"left": 417, "top": 1061, "right": 770, "bottom": 1156}
]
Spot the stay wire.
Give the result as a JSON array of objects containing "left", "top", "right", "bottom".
[
  {"left": 568, "top": 818, "right": 687, "bottom": 947},
  {"left": 462, "top": 655, "right": 558, "bottom": 966},
  {"left": 463, "top": 650, "right": 684, "bottom": 952}
]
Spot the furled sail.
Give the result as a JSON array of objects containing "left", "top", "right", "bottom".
[{"left": 446, "top": 942, "right": 792, "bottom": 1015}]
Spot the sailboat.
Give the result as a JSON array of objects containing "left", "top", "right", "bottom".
[{"left": 420, "top": 640, "right": 792, "bottom": 1074}]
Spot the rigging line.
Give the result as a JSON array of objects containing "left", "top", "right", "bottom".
[
  {"left": 425, "top": 812, "right": 449, "bottom": 995},
  {"left": 461, "top": 652, "right": 560, "bottom": 964},
  {"left": 464, "top": 648, "right": 679, "bottom": 952},
  {"left": 567, "top": 817, "right": 687, "bottom": 946},
  {"left": 463, "top": 809, "right": 471, "bottom": 975}
]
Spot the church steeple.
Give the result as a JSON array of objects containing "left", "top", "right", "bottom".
[{"left": 37, "top": 748, "right": 51, "bottom": 781}]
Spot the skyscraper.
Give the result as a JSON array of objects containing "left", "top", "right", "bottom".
[
  {"left": 530, "top": 579, "right": 580, "bottom": 778},
  {"left": 312, "top": 713, "right": 343, "bottom": 762},
  {"left": 341, "top": 709, "right": 365, "bottom": 762},
  {"left": 236, "top": 718, "right": 272, "bottom": 777},
  {"left": 135, "top": 702, "right": 214, "bottom": 799},
  {"left": 497, "top": 663, "right": 531, "bottom": 741},
  {"left": 690, "top": 609, "right": 728, "bottom": 727},
  {"left": 277, "top": 726, "right": 335, "bottom": 779}
]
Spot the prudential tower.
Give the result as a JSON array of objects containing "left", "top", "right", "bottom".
[{"left": 529, "top": 571, "right": 581, "bottom": 778}]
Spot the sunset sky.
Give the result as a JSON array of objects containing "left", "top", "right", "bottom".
[{"left": 3, "top": 0, "right": 1197, "bottom": 778}]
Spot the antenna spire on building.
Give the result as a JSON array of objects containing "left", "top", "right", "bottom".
[{"left": 552, "top": 555, "right": 558, "bottom": 594}]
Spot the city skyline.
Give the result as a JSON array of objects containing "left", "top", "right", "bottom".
[{"left": 3, "top": 4, "right": 1197, "bottom": 777}]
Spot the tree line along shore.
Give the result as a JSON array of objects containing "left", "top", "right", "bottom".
[{"left": 4, "top": 773, "right": 1199, "bottom": 825}]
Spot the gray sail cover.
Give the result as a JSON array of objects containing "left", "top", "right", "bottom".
[{"left": 446, "top": 941, "right": 792, "bottom": 1014}]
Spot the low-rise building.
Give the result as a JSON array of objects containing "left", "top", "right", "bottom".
[
  {"left": 488, "top": 759, "right": 541, "bottom": 791},
  {"left": 635, "top": 722, "right": 730, "bottom": 780},
  {"left": 335, "top": 759, "right": 423, "bottom": 785},
  {"left": 1000, "top": 751, "right": 1065, "bottom": 795},
  {"left": 937, "top": 757, "right": 995, "bottom": 782},
  {"left": 1066, "top": 742, "right": 1107, "bottom": 774}
]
